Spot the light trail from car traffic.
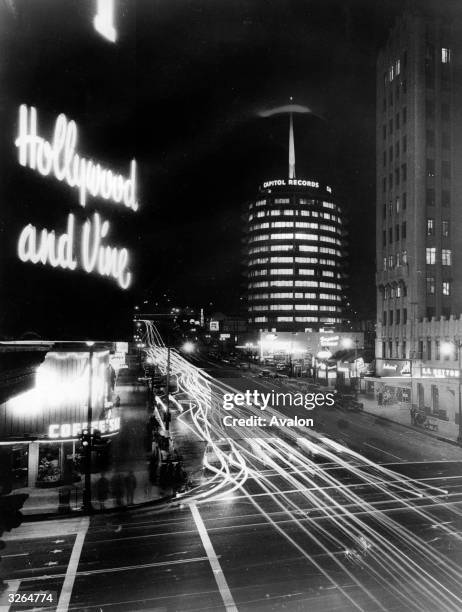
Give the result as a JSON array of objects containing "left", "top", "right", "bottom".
[{"left": 140, "top": 320, "right": 462, "bottom": 611}]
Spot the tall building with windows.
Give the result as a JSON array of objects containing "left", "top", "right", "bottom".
[
  {"left": 244, "top": 113, "right": 348, "bottom": 332},
  {"left": 374, "top": 4, "right": 462, "bottom": 436},
  {"left": 376, "top": 4, "right": 462, "bottom": 361}
]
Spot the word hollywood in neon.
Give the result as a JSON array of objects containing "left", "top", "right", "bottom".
[
  {"left": 14, "top": 104, "right": 137, "bottom": 289},
  {"left": 18, "top": 213, "right": 131, "bottom": 289},
  {"left": 15, "top": 105, "right": 138, "bottom": 210}
]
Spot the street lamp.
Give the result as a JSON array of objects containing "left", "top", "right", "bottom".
[
  {"left": 441, "top": 340, "right": 462, "bottom": 445},
  {"left": 182, "top": 341, "right": 195, "bottom": 353}
]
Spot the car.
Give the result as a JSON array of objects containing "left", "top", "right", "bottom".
[
  {"left": 276, "top": 363, "right": 288, "bottom": 371},
  {"left": 258, "top": 369, "right": 272, "bottom": 378}
]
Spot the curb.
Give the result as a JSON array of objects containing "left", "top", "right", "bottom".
[
  {"left": 21, "top": 491, "right": 177, "bottom": 523},
  {"left": 361, "top": 407, "right": 461, "bottom": 448}
]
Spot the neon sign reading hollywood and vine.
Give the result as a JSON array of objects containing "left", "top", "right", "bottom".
[{"left": 14, "top": 105, "right": 137, "bottom": 289}]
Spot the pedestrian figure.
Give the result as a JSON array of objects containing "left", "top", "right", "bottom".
[
  {"left": 410, "top": 406, "right": 417, "bottom": 425},
  {"left": 96, "top": 473, "right": 110, "bottom": 510},
  {"left": 111, "top": 473, "right": 125, "bottom": 507},
  {"left": 125, "top": 470, "right": 137, "bottom": 505}
]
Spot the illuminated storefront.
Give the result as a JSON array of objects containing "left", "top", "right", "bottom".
[{"left": 0, "top": 344, "right": 117, "bottom": 488}]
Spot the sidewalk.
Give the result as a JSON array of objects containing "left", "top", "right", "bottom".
[
  {"left": 17, "top": 370, "right": 171, "bottom": 518},
  {"left": 358, "top": 392, "right": 460, "bottom": 446}
]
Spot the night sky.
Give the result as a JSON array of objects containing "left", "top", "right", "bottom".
[
  {"left": 141, "top": 0, "right": 407, "bottom": 319},
  {"left": 1, "top": 0, "right": 457, "bottom": 340}
]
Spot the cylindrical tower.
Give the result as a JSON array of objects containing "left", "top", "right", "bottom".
[{"left": 244, "top": 178, "right": 348, "bottom": 332}]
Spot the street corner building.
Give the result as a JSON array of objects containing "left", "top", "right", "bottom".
[{"left": 373, "top": 2, "right": 462, "bottom": 441}]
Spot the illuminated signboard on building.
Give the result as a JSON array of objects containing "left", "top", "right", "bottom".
[
  {"left": 48, "top": 416, "right": 120, "bottom": 440},
  {"left": 261, "top": 179, "right": 332, "bottom": 193},
  {"left": 420, "top": 367, "right": 460, "bottom": 378},
  {"left": 376, "top": 359, "right": 411, "bottom": 377},
  {"left": 14, "top": 105, "right": 137, "bottom": 290}
]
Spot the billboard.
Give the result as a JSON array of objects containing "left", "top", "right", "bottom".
[{"left": 0, "top": 1, "right": 137, "bottom": 341}]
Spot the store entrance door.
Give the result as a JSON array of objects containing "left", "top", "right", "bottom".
[{"left": 11, "top": 445, "right": 29, "bottom": 489}]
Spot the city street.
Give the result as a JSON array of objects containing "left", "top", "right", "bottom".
[{"left": 3, "top": 353, "right": 462, "bottom": 612}]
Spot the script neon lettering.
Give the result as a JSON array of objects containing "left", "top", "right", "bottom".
[
  {"left": 18, "top": 214, "right": 78, "bottom": 271},
  {"left": 94, "top": 0, "right": 117, "bottom": 43},
  {"left": 81, "top": 213, "right": 132, "bottom": 289},
  {"left": 15, "top": 105, "right": 138, "bottom": 211}
]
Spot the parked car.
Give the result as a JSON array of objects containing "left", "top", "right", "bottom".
[{"left": 258, "top": 369, "right": 272, "bottom": 378}]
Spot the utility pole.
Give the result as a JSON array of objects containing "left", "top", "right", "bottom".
[
  {"left": 165, "top": 346, "right": 171, "bottom": 431},
  {"left": 83, "top": 343, "right": 94, "bottom": 514},
  {"left": 458, "top": 339, "right": 462, "bottom": 445}
]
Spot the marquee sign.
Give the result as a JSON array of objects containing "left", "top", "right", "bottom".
[
  {"left": 14, "top": 105, "right": 138, "bottom": 289},
  {"left": 48, "top": 415, "right": 121, "bottom": 440}
]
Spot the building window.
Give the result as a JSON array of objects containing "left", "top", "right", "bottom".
[
  {"left": 383, "top": 257, "right": 387, "bottom": 271},
  {"left": 426, "top": 129, "right": 435, "bottom": 147},
  {"left": 383, "top": 229, "right": 386, "bottom": 247},
  {"left": 402, "top": 192, "right": 407, "bottom": 209},
  {"left": 426, "top": 247, "right": 436, "bottom": 264},
  {"left": 401, "top": 221, "right": 406, "bottom": 239},
  {"left": 395, "top": 167, "right": 400, "bottom": 185},
  {"left": 395, "top": 141, "right": 400, "bottom": 158},
  {"left": 383, "top": 311, "right": 387, "bottom": 325},
  {"left": 383, "top": 125, "right": 387, "bottom": 140},
  {"left": 435, "top": 340, "right": 440, "bottom": 360},
  {"left": 383, "top": 203, "right": 386, "bottom": 219},
  {"left": 442, "top": 160, "right": 451, "bottom": 179},
  {"left": 389, "top": 340, "right": 393, "bottom": 357},
  {"left": 396, "top": 285, "right": 401, "bottom": 297},
  {"left": 395, "top": 112, "right": 400, "bottom": 130},
  {"left": 401, "top": 163, "right": 407, "bottom": 181},
  {"left": 427, "top": 218, "right": 435, "bottom": 236},
  {"left": 427, "top": 188, "right": 435, "bottom": 206},
  {"left": 426, "top": 340, "right": 432, "bottom": 359},
  {"left": 275, "top": 198, "right": 290, "bottom": 204},
  {"left": 442, "top": 249, "right": 452, "bottom": 266},
  {"left": 442, "top": 104, "right": 450, "bottom": 121},
  {"left": 402, "top": 341, "right": 406, "bottom": 358},
  {"left": 402, "top": 135, "right": 407, "bottom": 153},
  {"left": 426, "top": 276, "right": 435, "bottom": 294},
  {"left": 396, "top": 309, "right": 401, "bottom": 325},
  {"left": 402, "top": 107, "right": 407, "bottom": 124},
  {"left": 443, "top": 281, "right": 451, "bottom": 296},
  {"left": 441, "top": 47, "right": 451, "bottom": 63},
  {"left": 426, "top": 100, "right": 435, "bottom": 119},
  {"left": 442, "top": 190, "right": 450, "bottom": 207},
  {"left": 402, "top": 250, "right": 407, "bottom": 264},
  {"left": 442, "top": 220, "right": 449, "bottom": 237},
  {"left": 426, "top": 158, "right": 435, "bottom": 177},
  {"left": 389, "top": 310, "right": 394, "bottom": 325},
  {"left": 382, "top": 177, "right": 387, "bottom": 192},
  {"left": 403, "top": 308, "right": 407, "bottom": 324},
  {"left": 395, "top": 224, "right": 399, "bottom": 241}
]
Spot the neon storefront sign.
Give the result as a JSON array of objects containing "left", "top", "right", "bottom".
[
  {"left": 14, "top": 105, "right": 137, "bottom": 289},
  {"left": 48, "top": 416, "right": 121, "bottom": 440}
]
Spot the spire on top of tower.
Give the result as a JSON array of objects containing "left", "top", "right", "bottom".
[{"left": 288, "top": 96, "right": 296, "bottom": 179}]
